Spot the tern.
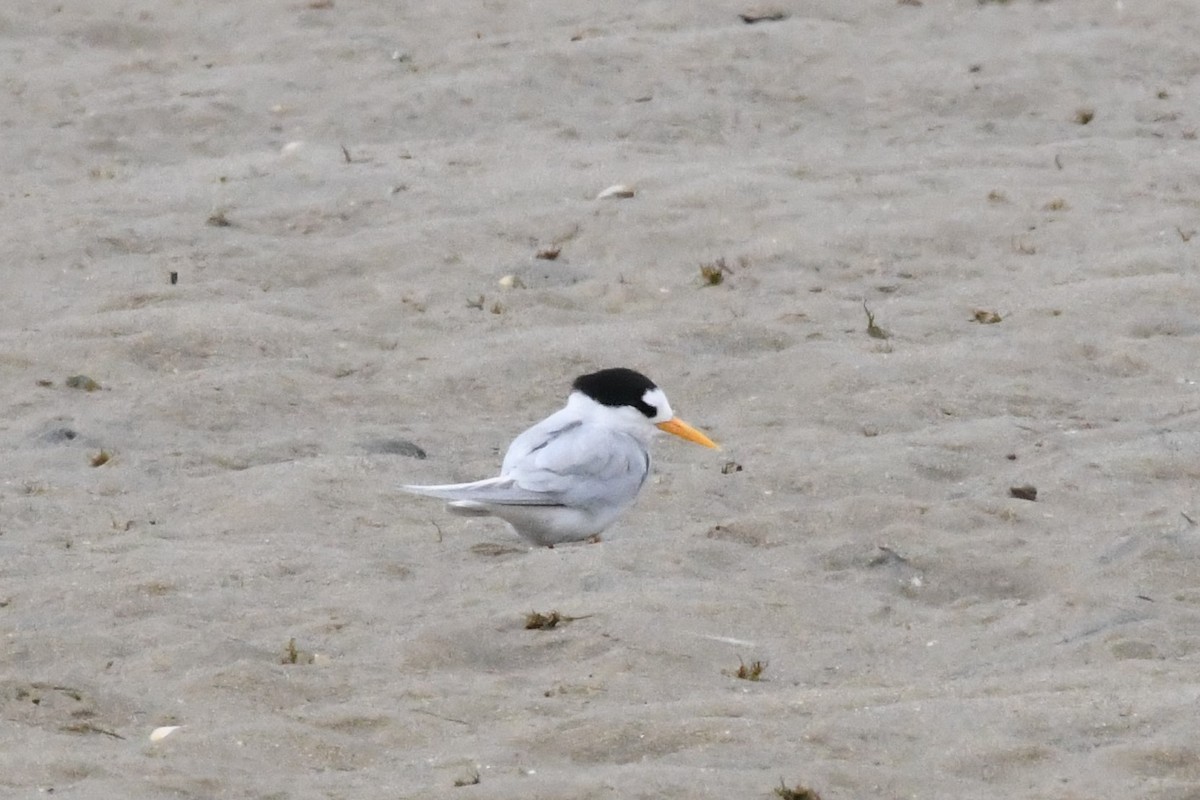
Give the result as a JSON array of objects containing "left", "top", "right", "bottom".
[{"left": 401, "top": 367, "right": 718, "bottom": 546}]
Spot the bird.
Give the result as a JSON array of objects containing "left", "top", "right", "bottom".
[{"left": 400, "top": 367, "right": 718, "bottom": 547}]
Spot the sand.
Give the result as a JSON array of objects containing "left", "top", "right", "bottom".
[{"left": 3, "top": 1, "right": 1200, "bottom": 797}]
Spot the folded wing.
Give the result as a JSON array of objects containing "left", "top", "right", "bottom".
[{"left": 402, "top": 420, "right": 650, "bottom": 513}]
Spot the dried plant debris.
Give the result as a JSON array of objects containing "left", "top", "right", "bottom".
[
  {"left": 738, "top": 659, "right": 767, "bottom": 680},
  {"left": 986, "top": 189, "right": 1008, "bottom": 203},
  {"left": 65, "top": 375, "right": 101, "bottom": 391},
  {"left": 739, "top": 8, "right": 788, "bottom": 23},
  {"left": 1009, "top": 484, "right": 1038, "bottom": 501},
  {"left": 535, "top": 245, "right": 561, "bottom": 260},
  {"left": 726, "top": 657, "right": 767, "bottom": 681},
  {"left": 721, "top": 461, "right": 743, "bottom": 474},
  {"left": 525, "top": 611, "right": 560, "bottom": 629},
  {"left": 206, "top": 210, "right": 233, "bottom": 227},
  {"left": 453, "top": 772, "right": 481, "bottom": 787},
  {"left": 1074, "top": 107, "right": 1095, "bottom": 125},
  {"left": 90, "top": 451, "right": 111, "bottom": 468},
  {"left": 972, "top": 309, "right": 1003, "bottom": 324},
  {"left": 869, "top": 544, "right": 910, "bottom": 568},
  {"left": 526, "top": 611, "right": 563, "bottom": 629},
  {"left": 469, "top": 542, "right": 525, "bottom": 558},
  {"left": 62, "top": 722, "right": 125, "bottom": 739},
  {"left": 524, "top": 610, "right": 591, "bottom": 630},
  {"left": 862, "top": 301, "right": 890, "bottom": 339},
  {"left": 281, "top": 637, "right": 315, "bottom": 665},
  {"left": 700, "top": 257, "right": 733, "bottom": 286},
  {"left": 775, "top": 779, "right": 823, "bottom": 800},
  {"left": 1043, "top": 198, "right": 1068, "bottom": 211}
]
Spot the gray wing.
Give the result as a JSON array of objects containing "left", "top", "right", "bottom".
[
  {"left": 505, "top": 423, "right": 650, "bottom": 509},
  {"left": 404, "top": 414, "right": 650, "bottom": 510},
  {"left": 400, "top": 410, "right": 586, "bottom": 508},
  {"left": 501, "top": 408, "right": 581, "bottom": 475}
]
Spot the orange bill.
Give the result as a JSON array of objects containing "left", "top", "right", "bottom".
[{"left": 656, "top": 417, "right": 719, "bottom": 449}]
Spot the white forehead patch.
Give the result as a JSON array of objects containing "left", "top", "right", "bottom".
[{"left": 642, "top": 387, "right": 672, "bottom": 421}]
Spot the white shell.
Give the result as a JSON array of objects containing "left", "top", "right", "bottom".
[
  {"left": 596, "top": 184, "right": 635, "bottom": 200},
  {"left": 150, "top": 726, "right": 182, "bottom": 742}
]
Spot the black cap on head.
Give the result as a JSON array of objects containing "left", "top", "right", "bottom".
[{"left": 572, "top": 367, "right": 658, "bottom": 417}]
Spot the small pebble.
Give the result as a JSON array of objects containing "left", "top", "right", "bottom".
[
  {"left": 739, "top": 7, "right": 788, "bottom": 23},
  {"left": 1009, "top": 484, "right": 1038, "bottom": 501}
]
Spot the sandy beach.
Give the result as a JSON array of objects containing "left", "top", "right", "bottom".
[{"left": 3, "top": 1, "right": 1199, "bottom": 797}]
